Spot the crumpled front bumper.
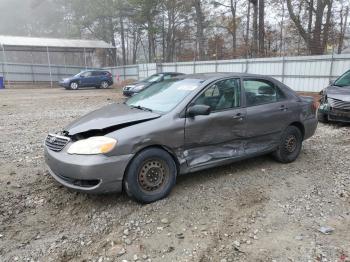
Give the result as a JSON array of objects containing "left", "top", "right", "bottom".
[
  {"left": 318, "top": 106, "right": 350, "bottom": 123},
  {"left": 44, "top": 146, "right": 133, "bottom": 194},
  {"left": 123, "top": 90, "right": 138, "bottom": 97}
]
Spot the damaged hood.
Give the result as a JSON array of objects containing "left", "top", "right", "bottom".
[
  {"left": 64, "top": 103, "right": 161, "bottom": 135},
  {"left": 326, "top": 86, "right": 350, "bottom": 102}
]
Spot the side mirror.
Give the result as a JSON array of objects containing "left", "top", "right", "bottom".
[
  {"left": 329, "top": 80, "right": 334, "bottom": 85},
  {"left": 187, "top": 104, "right": 211, "bottom": 117}
]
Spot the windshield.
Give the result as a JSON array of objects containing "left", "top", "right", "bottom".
[
  {"left": 334, "top": 70, "right": 350, "bottom": 87},
  {"left": 126, "top": 79, "right": 202, "bottom": 113},
  {"left": 143, "top": 74, "right": 163, "bottom": 83},
  {"left": 73, "top": 71, "right": 90, "bottom": 77},
  {"left": 74, "top": 72, "right": 83, "bottom": 77}
]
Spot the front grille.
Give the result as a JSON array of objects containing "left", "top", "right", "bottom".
[
  {"left": 45, "top": 134, "right": 70, "bottom": 152},
  {"left": 328, "top": 97, "right": 350, "bottom": 110}
]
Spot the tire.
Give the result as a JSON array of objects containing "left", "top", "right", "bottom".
[
  {"left": 69, "top": 82, "right": 79, "bottom": 90},
  {"left": 101, "top": 81, "right": 109, "bottom": 89},
  {"left": 273, "top": 126, "right": 303, "bottom": 163},
  {"left": 123, "top": 148, "right": 177, "bottom": 203}
]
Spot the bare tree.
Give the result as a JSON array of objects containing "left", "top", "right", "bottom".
[
  {"left": 194, "top": 0, "right": 206, "bottom": 60},
  {"left": 338, "top": 4, "right": 349, "bottom": 54},
  {"left": 258, "top": 0, "right": 265, "bottom": 56},
  {"left": 286, "top": 0, "right": 333, "bottom": 55},
  {"left": 250, "top": 0, "right": 258, "bottom": 56},
  {"left": 212, "top": 0, "right": 238, "bottom": 57}
]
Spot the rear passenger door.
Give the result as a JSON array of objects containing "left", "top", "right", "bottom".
[
  {"left": 243, "top": 78, "right": 293, "bottom": 155},
  {"left": 91, "top": 71, "right": 103, "bottom": 86}
]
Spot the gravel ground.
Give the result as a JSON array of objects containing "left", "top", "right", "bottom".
[{"left": 0, "top": 88, "right": 349, "bottom": 262}]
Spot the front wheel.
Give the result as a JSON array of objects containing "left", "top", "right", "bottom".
[
  {"left": 69, "top": 82, "right": 79, "bottom": 90},
  {"left": 123, "top": 148, "right": 177, "bottom": 203},
  {"left": 101, "top": 81, "right": 109, "bottom": 89},
  {"left": 273, "top": 126, "right": 303, "bottom": 163}
]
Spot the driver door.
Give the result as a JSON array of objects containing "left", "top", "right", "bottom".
[
  {"left": 80, "top": 71, "right": 93, "bottom": 87},
  {"left": 184, "top": 78, "right": 247, "bottom": 168}
]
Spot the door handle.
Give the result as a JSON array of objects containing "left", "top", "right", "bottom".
[
  {"left": 233, "top": 113, "right": 244, "bottom": 120},
  {"left": 279, "top": 105, "right": 288, "bottom": 111}
]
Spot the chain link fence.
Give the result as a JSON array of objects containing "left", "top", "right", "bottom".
[{"left": 1, "top": 53, "right": 350, "bottom": 92}]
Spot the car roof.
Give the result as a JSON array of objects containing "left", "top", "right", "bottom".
[
  {"left": 175, "top": 72, "right": 267, "bottom": 81},
  {"left": 81, "top": 70, "right": 108, "bottom": 73},
  {"left": 162, "top": 72, "right": 185, "bottom": 75}
]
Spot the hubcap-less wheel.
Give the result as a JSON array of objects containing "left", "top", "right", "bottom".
[
  {"left": 272, "top": 126, "right": 302, "bottom": 163},
  {"left": 101, "top": 81, "right": 109, "bottom": 89},
  {"left": 123, "top": 148, "right": 177, "bottom": 203},
  {"left": 70, "top": 82, "right": 78, "bottom": 90},
  {"left": 138, "top": 159, "right": 169, "bottom": 193},
  {"left": 285, "top": 135, "right": 297, "bottom": 153}
]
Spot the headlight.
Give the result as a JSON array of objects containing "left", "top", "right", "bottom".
[{"left": 67, "top": 136, "right": 117, "bottom": 155}]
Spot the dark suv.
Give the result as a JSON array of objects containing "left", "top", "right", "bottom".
[{"left": 59, "top": 70, "right": 114, "bottom": 90}]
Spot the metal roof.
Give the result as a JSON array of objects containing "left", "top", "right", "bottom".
[{"left": 0, "top": 35, "right": 113, "bottom": 49}]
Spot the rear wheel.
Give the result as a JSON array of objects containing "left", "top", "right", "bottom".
[
  {"left": 124, "top": 148, "right": 177, "bottom": 203},
  {"left": 273, "top": 126, "right": 303, "bottom": 163},
  {"left": 101, "top": 81, "right": 109, "bottom": 89},
  {"left": 69, "top": 82, "right": 79, "bottom": 90}
]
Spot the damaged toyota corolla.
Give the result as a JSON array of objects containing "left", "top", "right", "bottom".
[{"left": 44, "top": 73, "right": 318, "bottom": 203}]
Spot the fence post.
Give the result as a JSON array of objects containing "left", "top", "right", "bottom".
[
  {"left": 123, "top": 66, "right": 126, "bottom": 81},
  {"left": 30, "top": 51, "right": 35, "bottom": 84},
  {"left": 281, "top": 56, "right": 286, "bottom": 84},
  {"left": 329, "top": 51, "right": 335, "bottom": 83},
  {"left": 46, "top": 46, "right": 53, "bottom": 88},
  {"left": 0, "top": 62, "right": 4, "bottom": 78},
  {"left": 30, "top": 64, "right": 35, "bottom": 84},
  {"left": 1, "top": 44, "right": 10, "bottom": 88},
  {"left": 193, "top": 61, "right": 196, "bottom": 74},
  {"left": 245, "top": 59, "right": 249, "bottom": 73},
  {"left": 84, "top": 48, "right": 87, "bottom": 70},
  {"left": 137, "top": 64, "right": 140, "bottom": 80},
  {"left": 175, "top": 62, "right": 178, "bottom": 73},
  {"left": 63, "top": 52, "right": 67, "bottom": 76}
]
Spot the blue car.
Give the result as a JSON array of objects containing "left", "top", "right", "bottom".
[{"left": 59, "top": 70, "right": 114, "bottom": 90}]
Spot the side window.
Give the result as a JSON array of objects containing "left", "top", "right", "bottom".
[
  {"left": 243, "top": 79, "right": 285, "bottom": 107},
  {"left": 163, "top": 74, "right": 172, "bottom": 80},
  {"left": 96, "top": 71, "right": 106, "bottom": 76},
  {"left": 193, "top": 78, "right": 241, "bottom": 111},
  {"left": 81, "top": 71, "right": 92, "bottom": 77}
]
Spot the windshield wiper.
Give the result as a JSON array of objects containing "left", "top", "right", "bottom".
[{"left": 130, "top": 105, "right": 153, "bottom": 112}]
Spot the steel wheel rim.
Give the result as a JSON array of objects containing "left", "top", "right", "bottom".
[
  {"left": 138, "top": 159, "right": 169, "bottom": 193},
  {"left": 102, "top": 82, "right": 108, "bottom": 88},
  {"left": 285, "top": 135, "right": 297, "bottom": 153}
]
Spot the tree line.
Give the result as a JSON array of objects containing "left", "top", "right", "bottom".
[{"left": 0, "top": 0, "right": 349, "bottom": 65}]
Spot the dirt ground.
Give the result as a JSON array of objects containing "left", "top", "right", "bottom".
[{"left": 0, "top": 87, "right": 349, "bottom": 262}]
